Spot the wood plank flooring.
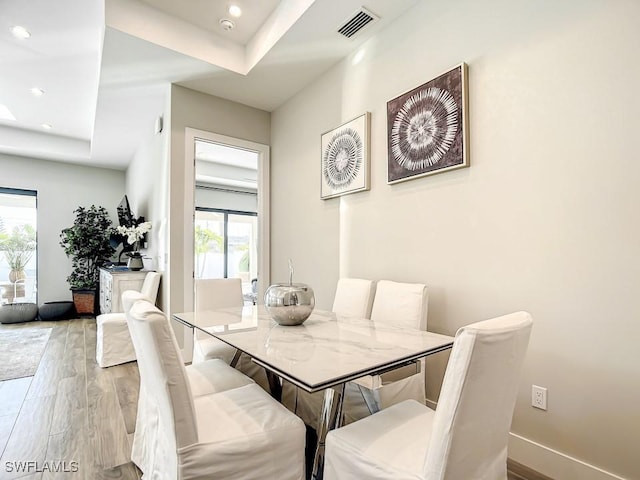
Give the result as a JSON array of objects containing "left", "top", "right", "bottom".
[
  {"left": 0, "top": 319, "right": 140, "bottom": 480},
  {"left": 0, "top": 318, "right": 535, "bottom": 480}
]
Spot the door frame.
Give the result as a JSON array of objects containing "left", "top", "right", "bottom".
[{"left": 182, "top": 128, "right": 270, "bottom": 361}]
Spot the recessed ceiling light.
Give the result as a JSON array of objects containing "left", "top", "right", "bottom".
[
  {"left": 30, "top": 88, "right": 45, "bottom": 97},
  {"left": 219, "top": 18, "right": 235, "bottom": 31},
  {"left": 10, "top": 25, "right": 31, "bottom": 39},
  {"left": 41, "top": 123, "right": 52, "bottom": 130},
  {"left": 228, "top": 5, "right": 242, "bottom": 17},
  {"left": 0, "top": 104, "right": 17, "bottom": 121}
]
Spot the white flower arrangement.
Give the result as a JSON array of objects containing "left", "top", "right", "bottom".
[{"left": 116, "top": 222, "right": 152, "bottom": 247}]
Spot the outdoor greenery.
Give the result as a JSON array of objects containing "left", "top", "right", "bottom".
[
  {"left": 238, "top": 246, "right": 250, "bottom": 272},
  {"left": 60, "top": 205, "right": 115, "bottom": 290},
  {"left": 194, "top": 225, "right": 223, "bottom": 278},
  {"left": 0, "top": 224, "right": 37, "bottom": 272}
]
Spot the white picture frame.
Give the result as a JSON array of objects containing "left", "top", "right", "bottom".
[{"left": 320, "top": 112, "right": 371, "bottom": 199}]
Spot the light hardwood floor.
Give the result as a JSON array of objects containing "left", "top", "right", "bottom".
[
  {"left": 0, "top": 319, "right": 140, "bottom": 480},
  {"left": 0, "top": 318, "right": 535, "bottom": 480}
]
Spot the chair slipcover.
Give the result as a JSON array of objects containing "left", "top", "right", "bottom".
[
  {"left": 345, "top": 280, "right": 429, "bottom": 422},
  {"left": 324, "top": 311, "right": 533, "bottom": 480},
  {"left": 282, "top": 277, "right": 376, "bottom": 427},
  {"left": 332, "top": 278, "right": 376, "bottom": 319},
  {"left": 369, "top": 280, "right": 428, "bottom": 330},
  {"left": 193, "top": 278, "right": 270, "bottom": 392},
  {"left": 96, "top": 271, "right": 161, "bottom": 368},
  {"left": 129, "top": 294, "right": 256, "bottom": 474},
  {"left": 127, "top": 299, "right": 306, "bottom": 480}
]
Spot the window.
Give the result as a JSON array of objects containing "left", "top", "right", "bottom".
[
  {"left": 194, "top": 208, "right": 258, "bottom": 298},
  {"left": 0, "top": 188, "right": 37, "bottom": 304}
]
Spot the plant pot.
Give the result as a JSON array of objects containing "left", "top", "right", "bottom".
[
  {"left": 8, "top": 269, "right": 25, "bottom": 283},
  {"left": 72, "top": 289, "right": 97, "bottom": 316},
  {"left": 127, "top": 253, "right": 144, "bottom": 271}
]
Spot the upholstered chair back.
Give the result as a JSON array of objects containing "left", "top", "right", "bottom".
[
  {"left": 121, "top": 290, "right": 147, "bottom": 313},
  {"left": 194, "top": 278, "right": 244, "bottom": 344},
  {"left": 140, "top": 271, "right": 162, "bottom": 302},
  {"left": 120, "top": 289, "right": 148, "bottom": 352},
  {"left": 424, "top": 311, "right": 533, "bottom": 479},
  {"left": 332, "top": 278, "right": 376, "bottom": 319},
  {"left": 195, "top": 278, "right": 244, "bottom": 311},
  {"left": 126, "top": 299, "right": 198, "bottom": 471},
  {"left": 370, "top": 280, "right": 428, "bottom": 330}
]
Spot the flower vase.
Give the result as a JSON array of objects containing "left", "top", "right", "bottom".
[{"left": 127, "top": 252, "right": 144, "bottom": 271}]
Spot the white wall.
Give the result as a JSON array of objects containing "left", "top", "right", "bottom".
[
  {"left": 270, "top": 1, "right": 640, "bottom": 479},
  {"left": 125, "top": 90, "right": 170, "bottom": 309},
  {"left": 168, "top": 85, "right": 270, "bottom": 316},
  {"left": 0, "top": 153, "right": 125, "bottom": 303}
]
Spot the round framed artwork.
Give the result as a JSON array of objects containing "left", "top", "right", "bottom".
[
  {"left": 320, "top": 112, "right": 370, "bottom": 199},
  {"left": 387, "top": 63, "right": 468, "bottom": 184}
]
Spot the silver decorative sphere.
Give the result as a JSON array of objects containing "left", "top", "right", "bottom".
[{"left": 264, "top": 283, "right": 315, "bottom": 326}]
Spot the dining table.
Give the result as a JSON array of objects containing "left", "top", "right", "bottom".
[{"left": 172, "top": 305, "right": 454, "bottom": 479}]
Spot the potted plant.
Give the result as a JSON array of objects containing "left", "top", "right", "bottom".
[
  {"left": 60, "top": 205, "right": 115, "bottom": 315},
  {"left": 114, "top": 221, "right": 152, "bottom": 270},
  {"left": 0, "top": 224, "right": 36, "bottom": 283}
]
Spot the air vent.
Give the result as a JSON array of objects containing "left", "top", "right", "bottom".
[{"left": 337, "top": 7, "right": 379, "bottom": 39}]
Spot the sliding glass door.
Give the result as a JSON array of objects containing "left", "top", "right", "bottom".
[
  {"left": 194, "top": 208, "right": 258, "bottom": 300},
  {"left": 0, "top": 188, "right": 37, "bottom": 304}
]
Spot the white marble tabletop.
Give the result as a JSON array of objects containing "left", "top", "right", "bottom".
[{"left": 174, "top": 306, "right": 454, "bottom": 392}]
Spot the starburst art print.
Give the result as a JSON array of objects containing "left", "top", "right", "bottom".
[
  {"left": 387, "top": 63, "right": 468, "bottom": 183},
  {"left": 321, "top": 112, "right": 370, "bottom": 199}
]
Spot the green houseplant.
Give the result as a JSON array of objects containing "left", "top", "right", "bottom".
[
  {"left": 194, "top": 225, "right": 222, "bottom": 278},
  {"left": 60, "top": 205, "right": 115, "bottom": 315}
]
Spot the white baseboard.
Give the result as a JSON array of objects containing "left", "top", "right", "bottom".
[
  {"left": 508, "top": 433, "right": 628, "bottom": 480},
  {"left": 424, "top": 398, "right": 627, "bottom": 480}
]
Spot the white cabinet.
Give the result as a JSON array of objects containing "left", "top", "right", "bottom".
[{"left": 99, "top": 268, "right": 148, "bottom": 314}]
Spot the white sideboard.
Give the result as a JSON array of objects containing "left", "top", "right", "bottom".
[{"left": 99, "top": 268, "right": 148, "bottom": 314}]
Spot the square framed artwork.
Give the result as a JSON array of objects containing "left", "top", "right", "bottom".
[
  {"left": 321, "top": 112, "right": 370, "bottom": 199},
  {"left": 387, "top": 63, "right": 468, "bottom": 184}
]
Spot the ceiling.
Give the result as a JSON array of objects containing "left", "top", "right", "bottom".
[
  {"left": 0, "top": 0, "right": 419, "bottom": 171},
  {"left": 195, "top": 140, "right": 258, "bottom": 191}
]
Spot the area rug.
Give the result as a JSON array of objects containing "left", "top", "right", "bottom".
[{"left": 0, "top": 326, "right": 52, "bottom": 381}]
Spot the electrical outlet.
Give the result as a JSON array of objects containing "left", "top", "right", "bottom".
[{"left": 532, "top": 385, "right": 547, "bottom": 410}]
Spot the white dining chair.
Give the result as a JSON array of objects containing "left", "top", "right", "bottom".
[
  {"left": 345, "top": 280, "right": 429, "bottom": 422},
  {"left": 193, "top": 278, "right": 271, "bottom": 391},
  {"left": 283, "top": 277, "right": 376, "bottom": 428},
  {"left": 370, "top": 279, "right": 428, "bottom": 329},
  {"left": 12, "top": 277, "right": 36, "bottom": 303},
  {"left": 332, "top": 277, "right": 376, "bottom": 319},
  {"left": 126, "top": 299, "right": 306, "bottom": 480},
  {"left": 193, "top": 278, "right": 244, "bottom": 364},
  {"left": 96, "top": 271, "right": 161, "bottom": 367},
  {"left": 115, "top": 289, "right": 253, "bottom": 400},
  {"left": 325, "top": 311, "right": 534, "bottom": 480},
  {"left": 126, "top": 289, "right": 256, "bottom": 475}
]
